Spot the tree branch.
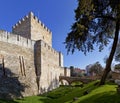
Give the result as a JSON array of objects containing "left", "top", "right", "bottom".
[{"left": 96, "top": 15, "right": 116, "bottom": 21}]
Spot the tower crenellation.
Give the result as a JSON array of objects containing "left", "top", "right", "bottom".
[
  {"left": 12, "top": 11, "right": 52, "bottom": 46},
  {"left": 40, "top": 40, "right": 59, "bottom": 55},
  {"left": 12, "top": 15, "right": 29, "bottom": 29},
  {"left": 12, "top": 12, "right": 51, "bottom": 34},
  {"left": 31, "top": 12, "right": 52, "bottom": 34}
]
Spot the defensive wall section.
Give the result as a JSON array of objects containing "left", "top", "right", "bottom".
[
  {"left": 34, "top": 40, "right": 65, "bottom": 93},
  {"left": 0, "top": 30, "right": 70, "bottom": 97},
  {"left": 0, "top": 30, "right": 35, "bottom": 49},
  {"left": 0, "top": 30, "right": 38, "bottom": 98},
  {"left": 0, "top": 12, "right": 70, "bottom": 98}
]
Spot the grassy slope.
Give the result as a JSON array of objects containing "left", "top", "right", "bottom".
[
  {"left": 75, "top": 84, "right": 120, "bottom": 103},
  {"left": 0, "top": 81, "right": 119, "bottom": 103}
]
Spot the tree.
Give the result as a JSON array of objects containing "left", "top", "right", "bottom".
[
  {"left": 115, "top": 41, "right": 120, "bottom": 62},
  {"left": 89, "top": 62, "right": 103, "bottom": 76},
  {"left": 85, "top": 64, "right": 92, "bottom": 76},
  {"left": 103, "top": 55, "right": 108, "bottom": 64},
  {"left": 70, "top": 66, "right": 75, "bottom": 77},
  {"left": 65, "top": 0, "right": 120, "bottom": 85}
]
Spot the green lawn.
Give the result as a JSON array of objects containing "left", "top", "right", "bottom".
[
  {"left": 0, "top": 81, "right": 119, "bottom": 103},
  {"left": 75, "top": 84, "right": 119, "bottom": 103}
]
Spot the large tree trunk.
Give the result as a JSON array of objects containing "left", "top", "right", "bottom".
[{"left": 99, "top": 20, "right": 120, "bottom": 85}]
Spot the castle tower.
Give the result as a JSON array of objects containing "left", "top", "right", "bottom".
[{"left": 12, "top": 12, "right": 52, "bottom": 46}]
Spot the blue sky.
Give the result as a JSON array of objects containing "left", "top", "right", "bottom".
[{"left": 0, "top": 0, "right": 111, "bottom": 69}]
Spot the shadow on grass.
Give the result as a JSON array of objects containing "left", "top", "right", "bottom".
[
  {"left": 0, "top": 99, "right": 18, "bottom": 103},
  {"left": 39, "top": 97, "right": 53, "bottom": 103},
  {"left": 39, "top": 86, "right": 75, "bottom": 103},
  {"left": 77, "top": 91, "right": 120, "bottom": 103},
  {"left": 39, "top": 81, "right": 100, "bottom": 103}
]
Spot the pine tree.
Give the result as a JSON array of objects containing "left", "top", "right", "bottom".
[{"left": 65, "top": 0, "right": 120, "bottom": 85}]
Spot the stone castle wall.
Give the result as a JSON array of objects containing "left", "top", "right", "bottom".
[
  {"left": 0, "top": 31, "right": 38, "bottom": 98},
  {"left": 0, "top": 30, "right": 35, "bottom": 49},
  {"left": 34, "top": 40, "right": 65, "bottom": 93},
  {"left": 0, "top": 12, "right": 70, "bottom": 99},
  {"left": 30, "top": 12, "right": 52, "bottom": 46},
  {"left": 12, "top": 15, "right": 31, "bottom": 39},
  {"left": 0, "top": 30, "right": 70, "bottom": 98}
]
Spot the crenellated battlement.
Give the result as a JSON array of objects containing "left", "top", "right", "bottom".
[
  {"left": 40, "top": 40, "right": 59, "bottom": 55},
  {"left": 0, "top": 30, "right": 35, "bottom": 49},
  {"left": 30, "top": 12, "right": 52, "bottom": 34},
  {"left": 12, "top": 12, "right": 52, "bottom": 34},
  {"left": 12, "top": 15, "right": 28, "bottom": 29},
  {"left": 0, "top": 12, "right": 67, "bottom": 98}
]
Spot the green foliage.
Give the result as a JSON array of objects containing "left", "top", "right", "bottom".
[
  {"left": 43, "top": 87, "right": 71, "bottom": 99},
  {"left": 70, "top": 66, "right": 75, "bottom": 76},
  {"left": 0, "top": 81, "right": 98, "bottom": 103},
  {"left": 65, "top": 0, "right": 120, "bottom": 54},
  {"left": 75, "top": 85, "right": 118, "bottom": 103},
  {"left": 65, "top": 0, "right": 120, "bottom": 85},
  {"left": 88, "top": 62, "right": 103, "bottom": 75},
  {"left": 71, "top": 81, "right": 83, "bottom": 86},
  {"left": 0, "top": 99, "right": 17, "bottom": 103},
  {"left": 0, "top": 81, "right": 118, "bottom": 103}
]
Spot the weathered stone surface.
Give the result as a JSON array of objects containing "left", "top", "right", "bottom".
[
  {"left": 0, "top": 12, "right": 70, "bottom": 99},
  {"left": 12, "top": 12, "right": 52, "bottom": 46},
  {"left": 0, "top": 40, "right": 38, "bottom": 98}
]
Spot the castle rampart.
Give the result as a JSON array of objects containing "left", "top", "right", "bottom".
[
  {"left": 0, "top": 34, "right": 38, "bottom": 97},
  {"left": 0, "top": 12, "right": 70, "bottom": 98},
  {"left": 34, "top": 40, "right": 65, "bottom": 92},
  {"left": 0, "top": 30, "right": 35, "bottom": 49}
]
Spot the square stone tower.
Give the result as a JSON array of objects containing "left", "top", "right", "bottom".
[{"left": 12, "top": 12, "right": 52, "bottom": 46}]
